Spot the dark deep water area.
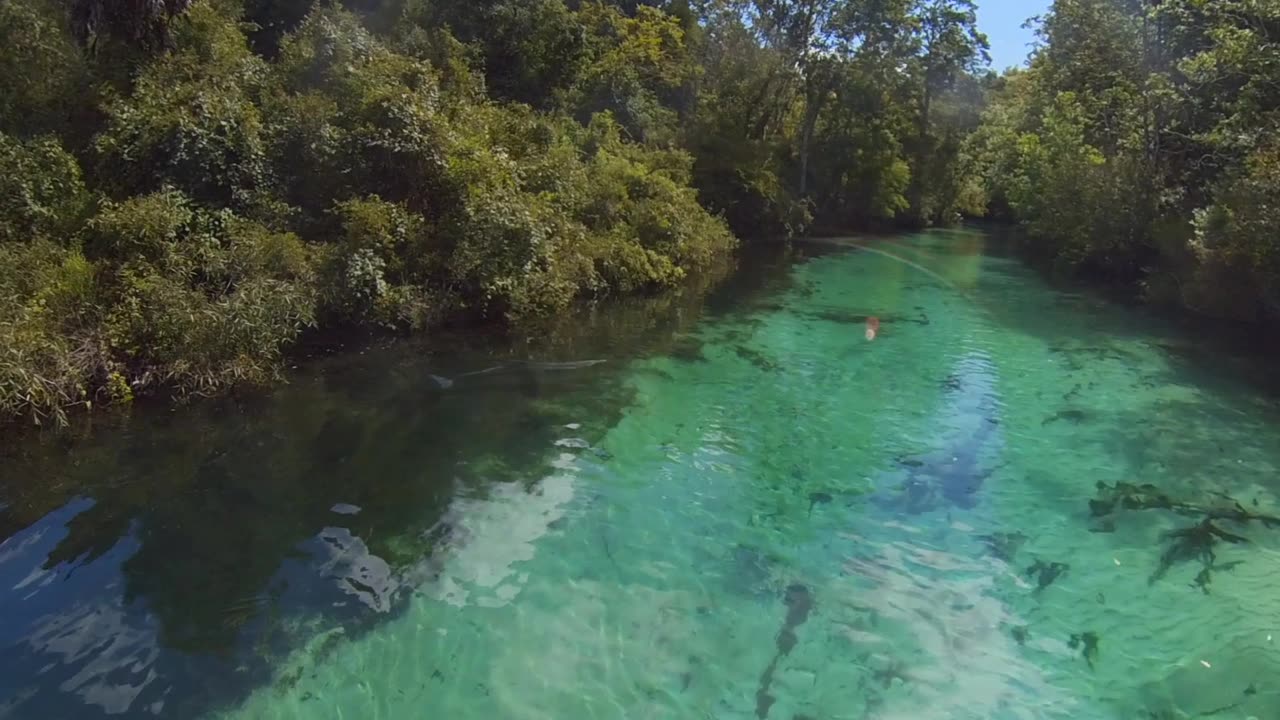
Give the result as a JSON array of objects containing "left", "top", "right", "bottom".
[{"left": 4, "top": 228, "right": 1280, "bottom": 720}]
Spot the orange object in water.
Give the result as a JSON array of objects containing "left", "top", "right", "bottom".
[{"left": 865, "top": 315, "right": 880, "bottom": 341}]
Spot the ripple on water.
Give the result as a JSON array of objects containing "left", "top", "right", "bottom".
[
  {"left": 207, "top": 238, "right": 1280, "bottom": 720},
  {"left": 7, "top": 232, "right": 1280, "bottom": 720}
]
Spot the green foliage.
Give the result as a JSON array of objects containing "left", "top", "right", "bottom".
[
  {"left": 320, "top": 196, "right": 441, "bottom": 328},
  {"left": 94, "top": 3, "right": 272, "bottom": 208},
  {"left": 564, "top": 3, "right": 699, "bottom": 143},
  {"left": 0, "top": 0, "right": 1012, "bottom": 425},
  {"left": 267, "top": 7, "right": 451, "bottom": 217},
  {"left": 1186, "top": 145, "right": 1280, "bottom": 320},
  {"left": 0, "top": 0, "right": 91, "bottom": 139},
  {"left": 92, "top": 191, "right": 316, "bottom": 394},
  {"left": 576, "top": 114, "right": 736, "bottom": 289},
  {"left": 0, "top": 133, "right": 94, "bottom": 244},
  {"left": 0, "top": 240, "right": 103, "bottom": 425},
  {"left": 390, "top": 0, "right": 588, "bottom": 106},
  {"left": 968, "top": 0, "right": 1280, "bottom": 323},
  {"left": 989, "top": 92, "right": 1153, "bottom": 276}
]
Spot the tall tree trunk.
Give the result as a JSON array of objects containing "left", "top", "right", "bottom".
[
  {"left": 798, "top": 69, "right": 831, "bottom": 198},
  {"left": 909, "top": 82, "right": 933, "bottom": 223}
]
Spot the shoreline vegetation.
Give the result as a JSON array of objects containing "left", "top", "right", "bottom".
[
  {"left": 0, "top": 0, "right": 991, "bottom": 427},
  {"left": 2, "top": 0, "right": 1276, "bottom": 428}
]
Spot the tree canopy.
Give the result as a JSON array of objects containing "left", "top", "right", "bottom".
[
  {"left": 965, "top": 0, "right": 1280, "bottom": 324},
  {"left": 14, "top": 0, "right": 1279, "bottom": 426},
  {"left": 0, "top": 0, "right": 995, "bottom": 425}
]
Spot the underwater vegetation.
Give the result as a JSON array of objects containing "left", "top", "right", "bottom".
[
  {"left": 755, "top": 583, "right": 814, "bottom": 719},
  {"left": 1151, "top": 519, "right": 1248, "bottom": 585},
  {"left": 1089, "top": 481, "right": 1184, "bottom": 517},
  {"left": 1024, "top": 559, "right": 1070, "bottom": 593},
  {"left": 734, "top": 345, "right": 780, "bottom": 372},
  {"left": 1046, "top": 344, "right": 1140, "bottom": 372},
  {"left": 1042, "top": 408, "right": 1089, "bottom": 426},
  {"left": 1067, "top": 631, "right": 1100, "bottom": 669},
  {"left": 1089, "top": 481, "right": 1280, "bottom": 587},
  {"left": 979, "top": 531, "right": 1027, "bottom": 562},
  {"left": 1191, "top": 560, "right": 1243, "bottom": 595},
  {"left": 1010, "top": 625, "right": 1030, "bottom": 646},
  {"left": 1061, "top": 381, "right": 1098, "bottom": 401}
]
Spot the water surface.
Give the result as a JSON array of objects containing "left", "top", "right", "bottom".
[{"left": 3, "top": 229, "right": 1280, "bottom": 719}]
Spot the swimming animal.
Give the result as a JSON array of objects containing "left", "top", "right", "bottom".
[
  {"left": 1024, "top": 559, "right": 1069, "bottom": 592},
  {"left": 878, "top": 410, "right": 1001, "bottom": 513},
  {"left": 427, "top": 359, "right": 607, "bottom": 394},
  {"left": 807, "top": 492, "right": 833, "bottom": 516}
]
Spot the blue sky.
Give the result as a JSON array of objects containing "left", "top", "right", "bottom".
[{"left": 976, "top": 0, "right": 1051, "bottom": 70}]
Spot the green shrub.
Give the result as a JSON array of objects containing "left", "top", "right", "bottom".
[
  {"left": 0, "top": 133, "right": 94, "bottom": 244},
  {"left": 0, "top": 240, "right": 105, "bottom": 425},
  {"left": 320, "top": 196, "right": 442, "bottom": 328},
  {"left": 576, "top": 115, "right": 735, "bottom": 288},
  {"left": 268, "top": 7, "right": 450, "bottom": 217},
  {"left": 89, "top": 190, "right": 316, "bottom": 396},
  {"left": 0, "top": 0, "right": 742, "bottom": 426},
  {"left": 104, "top": 267, "right": 313, "bottom": 395},
  {"left": 1185, "top": 144, "right": 1280, "bottom": 321},
  {"left": 0, "top": 0, "right": 89, "bottom": 139},
  {"left": 94, "top": 3, "right": 272, "bottom": 209},
  {"left": 85, "top": 189, "right": 193, "bottom": 262}
]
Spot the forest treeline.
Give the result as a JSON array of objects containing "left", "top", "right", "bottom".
[
  {"left": 967, "top": 0, "right": 1280, "bottom": 326},
  {"left": 0, "top": 0, "right": 990, "bottom": 424},
  {"left": 2, "top": 0, "right": 1276, "bottom": 426}
]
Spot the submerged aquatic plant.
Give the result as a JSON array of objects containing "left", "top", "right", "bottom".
[
  {"left": 1192, "top": 561, "right": 1243, "bottom": 595},
  {"left": 1041, "top": 408, "right": 1088, "bottom": 426},
  {"left": 1089, "top": 481, "right": 1185, "bottom": 517},
  {"left": 1150, "top": 519, "right": 1249, "bottom": 584},
  {"left": 979, "top": 531, "right": 1026, "bottom": 562},
  {"left": 1089, "top": 481, "right": 1276, "bottom": 586},
  {"left": 1025, "top": 559, "right": 1069, "bottom": 593},
  {"left": 1090, "top": 481, "right": 1280, "bottom": 526},
  {"left": 754, "top": 583, "right": 813, "bottom": 719},
  {"left": 1068, "top": 631, "right": 1099, "bottom": 669},
  {"left": 1010, "top": 625, "right": 1029, "bottom": 646}
]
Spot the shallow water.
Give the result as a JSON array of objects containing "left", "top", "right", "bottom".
[{"left": 4, "top": 229, "right": 1280, "bottom": 720}]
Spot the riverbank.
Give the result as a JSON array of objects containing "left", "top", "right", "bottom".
[{"left": 1, "top": 3, "right": 743, "bottom": 429}]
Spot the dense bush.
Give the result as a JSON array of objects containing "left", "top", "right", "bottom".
[
  {"left": 0, "top": 0, "right": 744, "bottom": 425},
  {"left": 966, "top": 0, "right": 1280, "bottom": 324},
  {"left": 1185, "top": 145, "right": 1280, "bottom": 320},
  {"left": 94, "top": 3, "right": 273, "bottom": 209},
  {"left": 0, "top": 0, "right": 90, "bottom": 139},
  {"left": 0, "top": 133, "right": 94, "bottom": 244},
  {"left": 0, "top": 240, "right": 104, "bottom": 425},
  {"left": 91, "top": 191, "right": 316, "bottom": 394}
]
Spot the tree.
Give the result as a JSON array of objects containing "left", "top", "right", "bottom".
[
  {"left": 68, "top": 0, "right": 196, "bottom": 53},
  {"left": 0, "top": 0, "right": 91, "bottom": 139},
  {"left": 904, "top": 0, "right": 989, "bottom": 223}
]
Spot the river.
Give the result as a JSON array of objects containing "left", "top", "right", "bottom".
[{"left": 2, "top": 228, "right": 1279, "bottom": 720}]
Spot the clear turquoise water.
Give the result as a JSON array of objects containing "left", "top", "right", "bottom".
[{"left": 4, "top": 230, "right": 1280, "bottom": 719}]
